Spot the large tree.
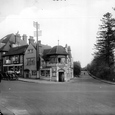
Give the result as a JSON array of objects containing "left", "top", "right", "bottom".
[{"left": 94, "top": 12, "right": 115, "bottom": 67}]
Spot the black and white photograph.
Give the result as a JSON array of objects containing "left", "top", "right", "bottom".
[{"left": 0, "top": 0, "right": 115, "bottom": 114}]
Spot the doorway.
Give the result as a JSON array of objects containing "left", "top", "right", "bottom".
[{"left": 59, "top": 72, "right": 64, "bottom": 82}]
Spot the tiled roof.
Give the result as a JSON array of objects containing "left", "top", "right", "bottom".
[
  {"left": 0, "top": 43, "right": 5, "bottom": 48},
  {"left": 3, "top": 45, "right": 28, "bottom": 56},
  {"left": 42, "top": 49, "right": 51, "bottom": 61},
  {"left": 43, "top": 49, "right": 51, "bottom": 56},
  {"left": 0, "top": 43, "right": 6, "bottom": 52},
  {"left": 0, "top": 33, "right": 15, "bottom": 44},
  {"left": 0, "top": 42, "right": 11, "bottom": 52},
  {"left": 47, "top": 45, "right": 68, "bottom": 55},
  {"left": 0, "top": 45, "right": 7, "bottom": 52}
]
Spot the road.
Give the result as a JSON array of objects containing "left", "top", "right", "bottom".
[{"left": 0, "top": 71, "right": 115, "bottom": 115}]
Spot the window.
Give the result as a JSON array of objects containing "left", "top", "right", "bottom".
[
  {"left": 20, "top": 55, "right": 23, "bottom": 63},
  {"left": 32, "top": 70, "right": 37, "bottom": 75},
  {"left": 28, "top": 49, "right": 33, "bottom": 53},
  {"left": 27, "top": 57, "right": 35, "bottom": 65},
  {"left": 58, "top": 58, "right": 61, "bottom": 63},
  {"left": 12, "top": 56, "right": 19, "bottom": 64}
]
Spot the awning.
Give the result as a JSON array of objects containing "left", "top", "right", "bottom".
[{"left": 3, "top": 64, "right": 23, "bottom": 67}]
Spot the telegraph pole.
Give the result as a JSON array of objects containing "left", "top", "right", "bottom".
[{"left": 33, "top": 21, "right": 40, "bottom": 79}]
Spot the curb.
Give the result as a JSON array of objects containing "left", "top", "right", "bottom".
[
  {"left": 18, "top": 78, "right": 69, "bottom": 84},
  {"left": 88, "top": 72, "right": 115, "bottom": 85}
]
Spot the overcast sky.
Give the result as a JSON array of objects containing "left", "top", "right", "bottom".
[{"left": 0, "top": 0, "right": 115, "bottom": 67}]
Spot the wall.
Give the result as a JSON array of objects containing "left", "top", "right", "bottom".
[{"left": 24, "top": 43, "right": 37, "bottom": 78}]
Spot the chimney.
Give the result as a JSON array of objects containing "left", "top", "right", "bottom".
[
  {"left": 65, "top": 44, "right": 68, "bottom": 52},
  {"left": 68, "top": 46, "right": 72, "bottom": 58},
  {"left": 15, "top": 33, "right": 21, "bottom": 44},
  {"left": 28, "top": 36, "right": 35, "bottom": 44},
  {"left": 22, "top": 34, "right": 27, "bottom": 44}
]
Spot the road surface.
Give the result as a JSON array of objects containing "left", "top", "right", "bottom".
[{"left": 0, "top": 71, "right": 115, "bottom": 115}]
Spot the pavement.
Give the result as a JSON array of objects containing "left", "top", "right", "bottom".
[
  {"left": 18, "top": 78, "right": 72, "bottom": 84},
  {"left": 19, "top": 74, "right": 115, "bottom": 85},
  {"left": 1, "top": 73, "right": 115, "bottom": 115},
  {"left": 0, "top": 78, "right": 69, "bottom": 115},
  {"left": 88, "top": 72, "right": 115, "bottom": 85}
]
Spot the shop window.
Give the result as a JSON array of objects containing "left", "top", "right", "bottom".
[{"left": 12, "top": 56, "right": 19, "bottom": 64}]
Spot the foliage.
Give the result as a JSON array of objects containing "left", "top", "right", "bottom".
[
  {"left": 73, "top": 61, "right": 81, "bottom": 77},
  {"left": 94, "top": 12, "right": 115, "bottom": 67},
  {"left": 89, "top": 12, "right": 115, "bottom": 82}
]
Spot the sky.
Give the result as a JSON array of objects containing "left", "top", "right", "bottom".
[{"left": 0, "top": 0, "right": 115, "bottom": 67}]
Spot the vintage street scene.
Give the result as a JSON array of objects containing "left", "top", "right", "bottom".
[{"left": 0, "top": 0, "right": 115, "bottom": 115}]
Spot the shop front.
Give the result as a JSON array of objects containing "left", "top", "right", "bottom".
[{"left": 3, "top": 64, "right": 23, "bottom": 77}]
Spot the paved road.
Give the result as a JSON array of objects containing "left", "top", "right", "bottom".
[{"left": 0, "top": 71, "right": 115, "bottom": 115}]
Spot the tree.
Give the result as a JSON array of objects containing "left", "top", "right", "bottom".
[
  {"left": 73, "top": 61, "right": 81, "bottom": 77},
  {"left": 94, "top": 12, "right": 115, "bottom": 67},
  {"left": 90, "top": 12, "right": 115, "bottom": 81}
]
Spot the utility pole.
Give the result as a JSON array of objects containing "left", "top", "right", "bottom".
[{"left": 33, "top": 21, "right": 41, "bottom": 79}]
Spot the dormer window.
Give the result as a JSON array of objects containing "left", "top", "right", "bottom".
[{"left": 28, "top": 49, "right": 33, "bottom": 53}]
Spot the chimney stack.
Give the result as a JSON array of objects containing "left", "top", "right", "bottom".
[
  {"left": 28, "top": 36, "right": 35, "bottom": 44},
  {"left": 15, "top": 33, "right": 21, "bottom": 43},
  {"left": 22, "top": 34, "right": 27, "bottom": 44}
]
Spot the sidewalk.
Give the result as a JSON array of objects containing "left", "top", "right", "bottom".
[
  {"left": 88, "top": 72, "right": 115, "bottom": 85},
  {"left": 18, "top": 78, "right": 70, "bottom": 84}
]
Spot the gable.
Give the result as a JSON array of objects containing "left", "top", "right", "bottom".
[{"left": 25, "top": 43, "right": 36, "bottom": 54}]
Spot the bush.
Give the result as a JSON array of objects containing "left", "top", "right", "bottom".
[
  {"left": 88, "top": 60, "right": 115, "bottom": 82},
  {"left": 73, "top": 61, "right": 81, "bottom": 77}
]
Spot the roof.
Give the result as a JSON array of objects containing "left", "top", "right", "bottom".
[
  {"left": 43, "top": 49, "right": 51, "bottom": 56},
  {"left": 3, "top": 45, "right": 28, "bottom": 56},
  {"left": 0, "top": 43, "right": 6, "bottom": 52},
  {"left": 42, "top": 49, "right": 51, "bottom": 61},
  {"left": 0, "top": 33, "right": 15, "bottom": 44},
  {"left": 0, "top": 42, "right": 11, "bottom": 52},
  {"left": 0, "top": 45, "right": 7, "bottom": 52},
  {"left": 47, "top": 45, "right": 68, "bottom": 55}
]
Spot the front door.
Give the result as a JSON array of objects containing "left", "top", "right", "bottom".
[{"left": 59, "top": 72, "right": 64, "bottom": 82}]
